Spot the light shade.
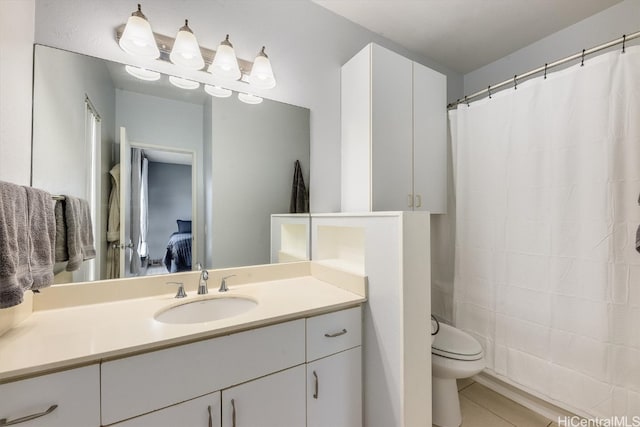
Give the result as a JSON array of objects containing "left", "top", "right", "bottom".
[
  {"left": 169, "top": 20, "right": 205, "bottom": 70},
  {"left": 169, "top": 76, "right": 200, "bottom": 90},
  {"left": 119, "top": 4, "right": 160, "bottom": 59},
  {"left": 248, "top": 47, "right": 276, "bottom": 89},
  {"left": 208, "top": 35, "right": 241, "bottom": 81},
  {"left": 204, "top": 85, "right": 232, "bottom": 98},
  {"left": 125, "top": 65, "right": 161, "bottom": 81},
  {"left": 238, "top": 93, "right": 263, "bottom": 105}
]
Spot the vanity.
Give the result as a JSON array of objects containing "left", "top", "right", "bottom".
[{"left": 0, "top": 262, "right": 365, "bottom": 427}]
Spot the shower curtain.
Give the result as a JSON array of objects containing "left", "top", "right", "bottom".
[{"left": 451, "top": 46, "right": 640, "bottom": 419}]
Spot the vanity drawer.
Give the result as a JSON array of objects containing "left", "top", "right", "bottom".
[
  {"left": 0, "top": 365, "right": 100, "bottom": 427},
  {"left": 110, "top": 392, "right": 220, "bottom": 427},
  {"left": 306, "top": 306, "right": 362, "bottom": 361},
  {"left": 101, "top": 319, "right": 305, "bottom": 425}
]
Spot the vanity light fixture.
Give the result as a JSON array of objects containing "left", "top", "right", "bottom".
[
  {"left": 248, "top": 47, "right": 276, "bottom": 89},
  {"left": 204, "top": 84, "right": 232, "bottom": 98},
  {"left": 116, "top": 5, "right": 276, "bottom": 101},
  {"left": 169, "top": 76, "right": 200, "bottom": 90},
  {"left": 208, "top": 35, "right": 242, "bottom": 82},
  {"left": 125, "top": 65, "right": 161, "bottom": 81},
  {"left": 238, "top": 93, "right": 263, "bottom": 105},
  {"left": 119, "top": 4, "right": 160, "bottom": 59},
  {"left": 169, "top": 20, "right": 205, "bottom": 70}
]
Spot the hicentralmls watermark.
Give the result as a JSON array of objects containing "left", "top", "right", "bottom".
[{"left": 558, "top": 416, "right": 640, "bottom": 427}]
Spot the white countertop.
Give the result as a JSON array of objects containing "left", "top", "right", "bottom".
[{"left": 0, "top": 275, "right": 365, "bottom": 382}]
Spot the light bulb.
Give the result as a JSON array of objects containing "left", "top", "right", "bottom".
[
  {"left": 119, "top": 4, "right": 160, "bottom": 59},
  {"left": 169, "top": 20, "right": 205, "bottom": 70},
  {"left": 169, "top": 76, "right": 200, "bottom": 90},
  {"left": 204, "top": 85, "right": 232, "bottom": 98},
  {"left": 238, "top": 93, "right": 263, "bottom": 104},
  {"left": 208, "top": 35, "right": 241, "bottom": 81},
  {"left": 125, "top": 65, "right": 161, "bottom": 81},
  {"left": 248, "top": 47, "right": 276, "bottom": 89}
]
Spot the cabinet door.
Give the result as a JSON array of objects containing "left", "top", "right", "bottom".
[
  {"left": 413, "top": 61, "right": 447, "bottom": 213},
  {"left": 307, "top": 347, "right": 362, "bottom": 427},
  {"left": 0, "top": 365, "right": 100, "bottom": 427},
  {"left": 102, "top": 319, "right": 305, "bottom": 424},
  {"left": 111, "top": 392, "right": 220, "bottom": 427},
  {"left": 371, "top": 44, "right": 414, "bottom": 211},
  {"left": 221, "top": 365, "right": 305, "bottom": 427}
]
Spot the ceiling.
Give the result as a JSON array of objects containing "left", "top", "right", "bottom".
[{"left": 312, "top": 0, "right": 621, "bottom": 74}]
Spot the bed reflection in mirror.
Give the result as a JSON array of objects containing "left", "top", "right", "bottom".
[{"left": 31, "top": 44, "right": 310, "bottom": 284}]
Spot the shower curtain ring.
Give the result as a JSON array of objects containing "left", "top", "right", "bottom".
[
  {"left": 513, "top": 75, "right": 517, "bottom": 90},
  {"left": 581, "top": 49, "right": 585, "bottom": 66},
  {"left": 622, "top": 34, "right": 626, "bottom": 54},
  {"left": 465, "top": 95, "right": 469, "bottom": 106},
  {"left": 488, "top": 85, "right": 492, "bottom": 99},
  {"left": 544, "top": 63, "right": 548, "bottom": 79}
]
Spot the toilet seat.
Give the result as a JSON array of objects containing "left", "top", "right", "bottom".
[{"left": 431, "top": 323, "right": 483, "bottom": 361}]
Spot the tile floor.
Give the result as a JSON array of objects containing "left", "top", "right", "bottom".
[{"left": 455, "top": 379, "right": 559, "bottom": 427}]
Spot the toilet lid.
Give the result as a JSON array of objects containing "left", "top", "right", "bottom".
[{"left": 431, "top": 323, "right": 483, "bottom": 361}]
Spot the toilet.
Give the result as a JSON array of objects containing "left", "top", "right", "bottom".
[{"left": 431, "top": 322, "right": 485, "bottom": 427}]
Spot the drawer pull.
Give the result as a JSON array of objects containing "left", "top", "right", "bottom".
[
  {"left": 208, "top": 405, "right": 213, "bottom": 427},
  {"left": 231, "top": 398, "right": 236, "bottom": 427},
  {"left": 0, "top": 404, "right": 58, "bottom": 426},
  {"left": 313, "top": 370, "right": 319, "bottom": 399},
  {"left": 324, "top": 328, "right": 347, "bottom": 338}
]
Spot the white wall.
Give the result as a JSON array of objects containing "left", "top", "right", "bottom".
[
  {"left": 32, "top": 0, "right": 463, "bottom": 213},
  {"left": 0, "top": 0, "right": 34, "bottom": 187},
  {"left": 431, "top": 0, "right": 640, "bottom": 322},
  {"left": 0, "top": 0, "right": 35, "bottom": 333}
]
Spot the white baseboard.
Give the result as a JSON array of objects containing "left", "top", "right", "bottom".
[{"left": 472, "top": 371, "right": 584, "bottom": 423}]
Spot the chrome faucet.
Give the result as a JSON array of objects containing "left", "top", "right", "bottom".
[
  {"left": 218, "top": 274, "right": 236, "bottom": 293},
  {"left": 167, "top": 281, "right": 187, "bottom": 298},
  {"left": 197, "top": 263, "right": 209, "bottom": 295}
]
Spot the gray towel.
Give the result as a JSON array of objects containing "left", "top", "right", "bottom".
[
  {"left": 290, "top": 160, "right": 309, "bottom": 213},
  {"left": 0, "top": 181, "right": 30, "bottom": 308},
  {"left": 637, "top": 192, "right": 640, "bottom": 254},
  {"left": 54, "top": 200, "right": 68, "bottom": 262},
  {"left": 63, "top": 196, "right": 96, "bottom": 272},
  {"left": 24, "top": 187, "right": 55, "bottom": 290}
]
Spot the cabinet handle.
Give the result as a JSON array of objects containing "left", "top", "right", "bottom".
[
  {"left": 324, "top": 328, "right": 347, "bottom": 338},
  {"left": 231, "top": 398, "right": 236, "bottom": 427},
  {"left": 0, "top": 404, "right": 58, "bottom": 426},
  {"left": 407, "top": 194, "right": 413, "bottom": 207},
  {"left": 313, "top": 370, "right": 319, "bottom": 399},
  {"left": 208, "top": 405, "right": 212, "bottom": 427},
  {"left": 415, "top": 194, "right": 422, "bottom": 208}
]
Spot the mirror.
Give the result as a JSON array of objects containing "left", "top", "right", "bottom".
[{"left": 31, "top": 44, "right": 310, "bottom": 284}]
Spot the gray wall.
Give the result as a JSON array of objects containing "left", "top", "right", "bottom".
[
  {"left": 32, "top": 45, "right": 116, "bottom": 282},
  {"left": 209, "top": 96, "right": 310, "bottom": 268},
  {"left": 32, "top": 0, "right": 463, "bottom": 213},
  {"left": 116, "top": 90, "right": 204, "bottom": 266},
  {"left": 464, "top": 0, "right": 640, "bottom": 94},
  {"left": 431, "top": 0, "right": 640, "bottom": 322},
  {"left": 147, "top": 162, "right": 192, "bottom": 262}
]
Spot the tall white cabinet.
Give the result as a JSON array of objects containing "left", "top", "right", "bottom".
[
  {"left": 341, "top": 43, "right": 447, "bottom": 213},
  {"left": 311, "top": 212, "right": 431, "bottom": 427}
]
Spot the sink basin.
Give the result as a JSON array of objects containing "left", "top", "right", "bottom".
[{"left": 155, "top": 296, "right": 257, "bottom": 324}]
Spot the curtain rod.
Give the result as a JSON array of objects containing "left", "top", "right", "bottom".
[{"left": 448, "top": 30, "right": 640, "bottom": 109}]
